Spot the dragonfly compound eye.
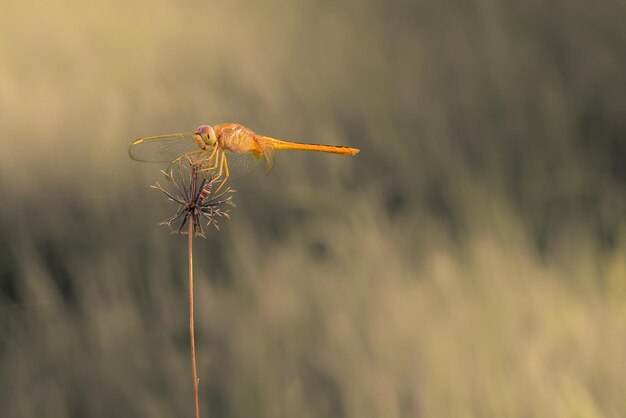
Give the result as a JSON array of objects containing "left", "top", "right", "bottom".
[{"left": 195, "top": 125, "right": 217, "bottom": 145}]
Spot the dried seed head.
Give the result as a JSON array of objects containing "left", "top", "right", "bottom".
[{"left": 151, "top": 158, "right": 235, "bottom": 237}]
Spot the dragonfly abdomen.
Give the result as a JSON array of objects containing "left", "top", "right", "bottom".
[{"left": 262, "top": 137, "right": 360, "bottom": 155}]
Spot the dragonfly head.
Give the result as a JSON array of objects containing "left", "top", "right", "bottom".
[{"left": 195, "top": 125, "right": 217, "bottom": 146}]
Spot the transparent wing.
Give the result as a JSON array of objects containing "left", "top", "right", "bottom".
[
  {"left": 257, "top": 139, "right": 276, "bottom": 174},
  {"left": 225, "top": 151, "right": 263, "bottom": 180},
  {"left": 223, "top": 142, "right": 276, "bottom": 180},
  {"left": 129, "top": 131, "right": 200, "bottom": 162}
]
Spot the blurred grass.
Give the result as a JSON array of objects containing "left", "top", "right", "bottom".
[{"left": 1, "top": 0, "right": 625, "bottom": 416}]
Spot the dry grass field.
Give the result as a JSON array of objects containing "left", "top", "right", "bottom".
[{"left": 1, "top": 0, "right": 625, "bottom": 416}]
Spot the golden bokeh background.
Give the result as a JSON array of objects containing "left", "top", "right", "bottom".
[{"left": 1, "top": 0, "right": 625, "bottom": 416}]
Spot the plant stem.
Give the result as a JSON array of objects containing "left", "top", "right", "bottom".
[{"left": 189, "top": 221, "right": 200, "bottom": 418}]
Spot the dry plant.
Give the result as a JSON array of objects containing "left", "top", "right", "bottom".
[{"left": 151, "top": 158, "right": 235, "bottom": 418}]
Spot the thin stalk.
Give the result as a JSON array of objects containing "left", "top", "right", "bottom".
[{"left": 189, "top": 221, "right": 200, "bottom": 418}]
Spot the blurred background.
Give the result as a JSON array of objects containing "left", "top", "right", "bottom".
[{"left": 1, "top": 0, "right": 625, "bottom": 416}]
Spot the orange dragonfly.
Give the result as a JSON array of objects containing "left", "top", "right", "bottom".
[{"left": 129, "top": 123, "right": 360, "bottom": 181}]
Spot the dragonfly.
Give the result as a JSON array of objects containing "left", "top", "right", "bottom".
[{"left": 129, "top": 123, "right": 360, "bottom": 183}]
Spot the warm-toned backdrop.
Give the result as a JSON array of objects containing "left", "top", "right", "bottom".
[{"left": 1, "top": 0, "right": 625, "bottom": 416}]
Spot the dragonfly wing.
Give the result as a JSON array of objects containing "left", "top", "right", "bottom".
[
  {"left": 257, "top": 140, "right": 275, "bottom": 174},
  {"left": 129, "top": 131, "right": 200, "bottom": 162},
  {"left": 225, "top": 151, "right": 263, "bottom": 180}
]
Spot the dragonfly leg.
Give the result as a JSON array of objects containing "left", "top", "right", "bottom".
[
  {"left": 223, "top": 153, "right": 230, "bottom": 179},
  {"left": 199, "top": 147, "right": 221, "bottom": 173},
  {"left": 208, "top": 144, "right": 219, "bottom": 163},
  {"left": 173, "top": 150, "right": 208, "bottom": 168},
  {"left": 196, "top": 145, "right": 218, "bottom": 171},
  {"left": 212, "top": 150, "right": 226, "bottom": 181},
  {"left": 213, "top": 151, "right": 230, "bottom": 194},
  {"left": 167, "top": 152, "right": 197, "bottom": 176}
]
